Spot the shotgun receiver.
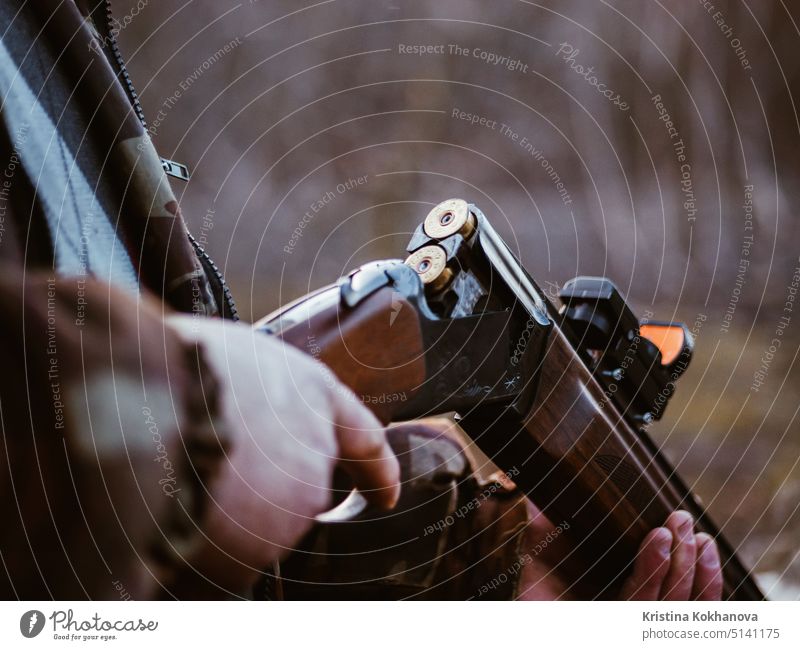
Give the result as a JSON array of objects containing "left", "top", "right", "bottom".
[{"left": 256, "top": 198, "right": 763, "bottom": 600}]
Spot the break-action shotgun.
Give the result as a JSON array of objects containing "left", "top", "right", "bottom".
[{"left": 256, "top": 198, "right": 763, "bottom": 600}]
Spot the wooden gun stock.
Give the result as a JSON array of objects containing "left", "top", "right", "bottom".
[{"left": 257, "top": 283, "right": 426, "bottom": 424}]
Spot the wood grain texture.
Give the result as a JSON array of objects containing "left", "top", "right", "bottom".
[
  {"left": 462, "top": 324, "right": 761, "bottom": 599},
  {"left": 274, "top": 286, "right": 426, "bottom": 424}
]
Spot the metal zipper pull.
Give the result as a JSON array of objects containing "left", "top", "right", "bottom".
[{"left": 161, "top": 158, "right": 190, "bottom": 181}]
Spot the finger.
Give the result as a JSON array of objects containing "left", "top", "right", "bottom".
[
  {"left": 692, "top": 533, "right": 723, "bottom": 600},
  {"left": 330, "top": 388, "right": 400, "bottom": 509},
  {"left": 619, "top": 527, "right": 673, "bottom": 600},
  {"left": 660, "top": 510, "right": 698, "bottom": 600}
]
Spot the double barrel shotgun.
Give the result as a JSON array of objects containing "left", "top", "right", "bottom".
[{"left": 257, "top": 199, "right": 763, "bottom": 600}]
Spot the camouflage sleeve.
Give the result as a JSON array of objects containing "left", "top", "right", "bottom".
[{"left": 0, "top": 269, "right": 229, "bottom": 599}]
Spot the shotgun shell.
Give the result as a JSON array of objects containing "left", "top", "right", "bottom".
[
  {"left": 404, "top": 244, "right": 453, "bottom": 292},
  {"left": 423, "top": 198, "right": 476, "bottom": 240}
]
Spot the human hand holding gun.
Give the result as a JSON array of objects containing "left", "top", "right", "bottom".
[{"left": 166, "top": 314, "right": 400, "bottom": 593}]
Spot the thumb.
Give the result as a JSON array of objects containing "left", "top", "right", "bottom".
[{"left": 329, "top": 385, "right": 400, "bottom": 509}]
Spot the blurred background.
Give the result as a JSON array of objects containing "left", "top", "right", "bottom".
[{"left": 118, "top": 0, "right": 800, "bottom": 597}]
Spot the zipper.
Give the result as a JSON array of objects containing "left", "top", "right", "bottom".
[
  {"left": 100, "top": 0, "right": 189, "bottom": 180},
  {"left": 101, "top": 0, "right": 148, "bottom": 128},
  {"left": 188, "top": 232, "right": 239, "bottom": 321},
  {"left": 98, "top": 0, "right": 238, "bottom": 320}
]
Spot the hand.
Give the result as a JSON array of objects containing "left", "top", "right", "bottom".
[
  {"left": 619, "top": 510, "right": 722, "bottom": 600},
  {"left": 517, "top": 505, "right": 722, "bottom": 600},
  {"left": 167, "top": 315, "right": 400, "bottom": 591}
]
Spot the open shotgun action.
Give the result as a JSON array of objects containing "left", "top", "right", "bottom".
[{"left": 257, "top": 199, "right": 763, "bottom": 600}]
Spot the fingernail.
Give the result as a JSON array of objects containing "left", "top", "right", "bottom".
[
  {"left": 653, "top": 528, "right": 672, "bottom": 556},
  {"left": 676, "top": 510, "right": 694, "bottom": 537},
  {"left": 699, "top": 538, "right": 719, "bottom": 567}
]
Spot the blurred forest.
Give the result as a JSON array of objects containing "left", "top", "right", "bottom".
[{"left": 118, "top": 0, "right": 800, "bottom": 597}]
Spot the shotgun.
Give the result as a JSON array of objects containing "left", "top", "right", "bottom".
[{"left": 256, "top": 198, "right": 763, "bottom": 600}]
